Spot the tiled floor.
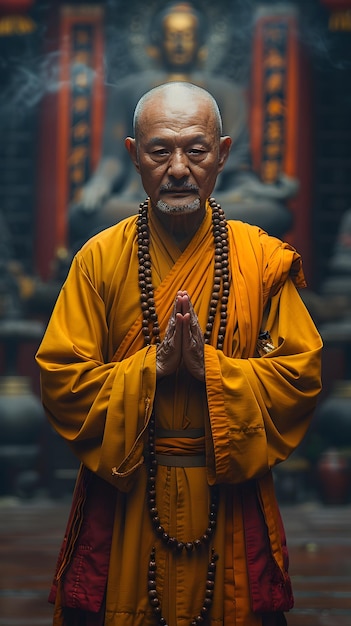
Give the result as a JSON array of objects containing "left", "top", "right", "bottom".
[
  {"left": 0, "top": 496, "right": 350, "bottom": 625},
  {"left": 283, "top": 503, "right": 351, "bottom": 625}
]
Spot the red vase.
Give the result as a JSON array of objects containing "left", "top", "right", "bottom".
[{"left": 317, "top": 449, "right": 351, "bottom": 505}]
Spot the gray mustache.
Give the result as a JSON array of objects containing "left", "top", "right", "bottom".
[{"left": 160, "top": 183, "right": 199, "bottom": 193}]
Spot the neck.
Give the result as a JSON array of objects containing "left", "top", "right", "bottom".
[
  {"left": 165, "top": 72, "right": 192, "bottom": 82},
  {"left": 152, "top": 204, "right": 206, "bottom": 251}
]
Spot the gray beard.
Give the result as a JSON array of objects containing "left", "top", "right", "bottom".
[{"left": 156, "top": 198, "right": 201, "bottom": 215}]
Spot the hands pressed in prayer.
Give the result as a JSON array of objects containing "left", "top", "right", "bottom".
[{"left": 156, "top": 291, "right": 205, "bottom": 381}]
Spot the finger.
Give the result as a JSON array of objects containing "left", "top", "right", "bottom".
[
  {"left": 173, "top": 312, "right": 184, "bottom": 348},
  {"left": 186, "top": 296, "right": 198, "bottom": 323},
  {"left": 175, "top": 294, "right": 183, "bottom": 315},
  {"left": 164, "top": 293, "right": 183, "bottom": 341},
  {"left": 157, "top": 306, "right": 186, "bottom": 376},
  {"left": 181, "top": 322, "right": 205, "bottom": 381},
  {"left": 182, "top": 311, "right": 192, "bottom": 342}
]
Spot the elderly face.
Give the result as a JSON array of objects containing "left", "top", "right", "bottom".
[{"left": 125, "top": 87, "right": 231, "bottom": 227}]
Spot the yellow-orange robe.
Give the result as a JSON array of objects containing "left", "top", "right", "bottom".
[{"left": 36, "top": 201, "right": 322, "bottom": 626}]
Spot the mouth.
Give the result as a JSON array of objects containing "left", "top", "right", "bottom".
[
  {"left": 160, "top": 184, "right": 199, "bottom": 200},
  {"left": 163, "top": 190, "right": 195, "bottom": 200}
]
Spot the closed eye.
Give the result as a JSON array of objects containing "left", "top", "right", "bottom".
[
  {"left": 188, "top": 148, "right": 206, "bottom": 155},
  {"left": 151, "top": 148, "right": 170, "bottom": 157}
]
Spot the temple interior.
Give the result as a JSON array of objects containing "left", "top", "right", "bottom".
[{"left": 0, "top": 1, "right": 351, "bottom": 623}]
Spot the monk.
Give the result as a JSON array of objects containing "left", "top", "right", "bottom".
[{"left": 36, "top": 82, "right": 322, "bottom": 626}]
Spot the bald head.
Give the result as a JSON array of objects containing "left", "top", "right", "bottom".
[
  {"left": 125, "top": 80, "right": 232, "bottom": 224},
  {"left": 133, "top": 82, "right": 223, "bottom": 142}
]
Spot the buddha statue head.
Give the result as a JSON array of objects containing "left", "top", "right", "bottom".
[{"left": 149, "top": 2, "right": 207, "bottom": 73}]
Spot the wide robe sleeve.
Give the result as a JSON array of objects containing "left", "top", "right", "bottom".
[
  {"left": 36, "top": 233, "right": 157, "bottom": 490},
  {"left": 204, "top": 277, "right": 322, "bottom": 485}
]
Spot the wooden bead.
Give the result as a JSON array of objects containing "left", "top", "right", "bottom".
[{"left": 142, "top": 199, "right": 227, "bottom": 622}]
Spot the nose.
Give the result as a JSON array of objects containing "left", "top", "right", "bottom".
[
  {"left": 175, "top": 33, "right": 184, "bottom": 53},
  {"left": 168, "top": 149, "right": 190, "bottom": 179}
]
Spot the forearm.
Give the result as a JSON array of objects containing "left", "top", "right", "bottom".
[{"left": 204, "top": 331, "right": 322, "bottom": 484}]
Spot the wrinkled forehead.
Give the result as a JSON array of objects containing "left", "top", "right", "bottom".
[
  {"left": 134, "top": 83, "right": 222, "bottom": 141},
  {"left": 140, "top": 89, "right": 212, "bottom": 127}
]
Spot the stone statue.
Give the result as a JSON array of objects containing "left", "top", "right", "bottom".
[
  {"left": 301, "top": 210, "right": 351, "bottom": 327},
  {"left": 69, "top": 1, "right": 297, "bottom": 250}
]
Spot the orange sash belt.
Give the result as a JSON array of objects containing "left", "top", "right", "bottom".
[{"left": 155, "top": 428, "right": 206, "bottom": 467}]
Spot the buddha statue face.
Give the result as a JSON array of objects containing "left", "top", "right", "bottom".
[{"left": 161, "top": 10, "right": 200, "bottom": 70}]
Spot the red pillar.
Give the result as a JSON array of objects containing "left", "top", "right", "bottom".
[
  {"left": 35, "top": 4, "right": 105, "bottom": 280},
  {"left": 249, "top": 6, "right": 314, "bottom": 283}
]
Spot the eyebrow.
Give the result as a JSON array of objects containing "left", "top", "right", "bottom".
[{"left": 145, "top": 134, "right": 209, "bottom": 147}]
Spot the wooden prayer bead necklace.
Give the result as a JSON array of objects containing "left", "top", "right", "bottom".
[
  {"left": 138, "top": 197, "right": 228, "bottom": 624},
  {"left": 147, "top": 410, "right": 219, "bottom": 626},
  {"left": 137, "top": 197, "right": 230, "bottom": 350},
  {"left": 148, "top": 546, "right": 218, "bottom": 626},
  {"left": 147, "top": 411, "right": 219, "bottom": 552}
]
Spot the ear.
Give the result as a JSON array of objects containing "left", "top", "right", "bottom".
[
  {"left": 125, "top": 137, "right": 140, "bottom": 172},
  {"left": 218, "top": 136, "right": 232, "bottom": 173}
]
